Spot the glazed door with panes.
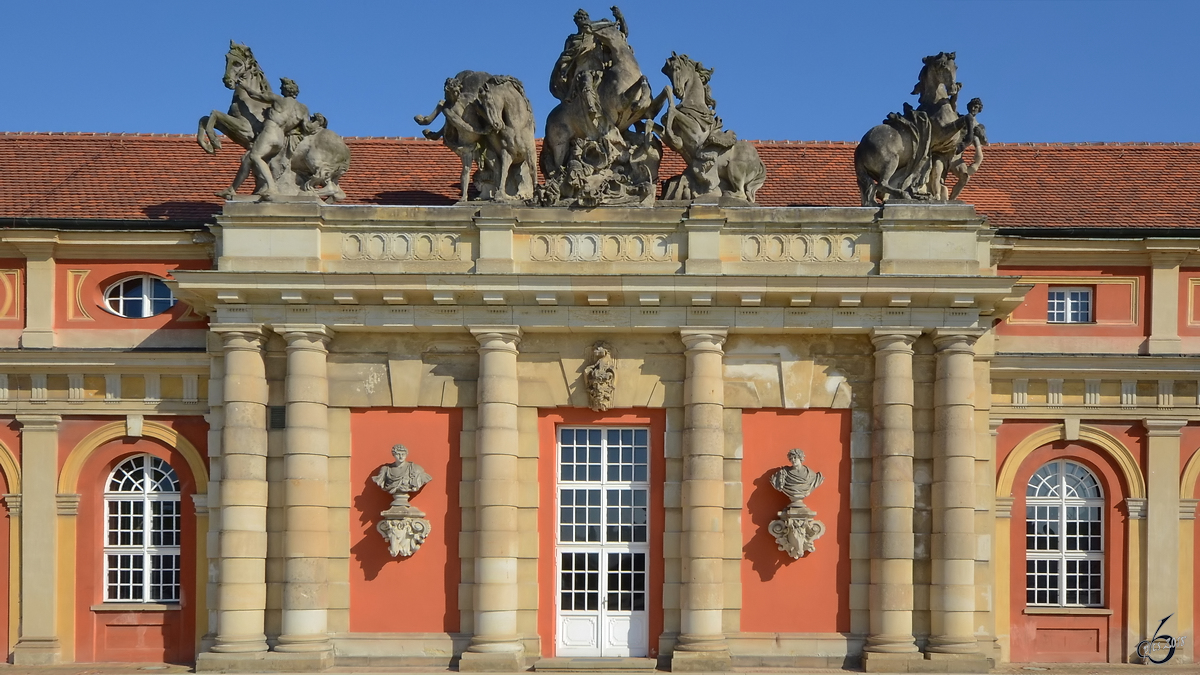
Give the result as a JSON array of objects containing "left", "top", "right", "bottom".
[{"left": 556, "top": 427, "right": 650, "bottom": 657}]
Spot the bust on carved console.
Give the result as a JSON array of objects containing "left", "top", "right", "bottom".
[
  {"left": 372, "top": 443, "right": 433, "bottom": 557},
  {"left": 767, "top": 448, "right": 826, "bottom": 558}
]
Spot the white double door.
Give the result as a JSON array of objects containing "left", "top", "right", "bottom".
[{"left": 555, "top": 427, "right": 650, "bottom": 657}]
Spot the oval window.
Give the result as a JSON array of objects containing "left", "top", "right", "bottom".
[{"left": 104, "top": 275, "right": 177, "bottom": 318}]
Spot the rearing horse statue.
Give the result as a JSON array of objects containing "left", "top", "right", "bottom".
[
  {"left": 854, "top": 52, "right": 982, "bottom": 206},
  {"left": 658, "top": 53, "right": 765, "bottom": 202},
  {"left": 197, "top": 41, "right": 270, "bottom": 155}
]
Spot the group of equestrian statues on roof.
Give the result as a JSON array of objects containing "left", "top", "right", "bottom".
[{"left": 196, "top": 6, "right": 985, "bottom": 208}]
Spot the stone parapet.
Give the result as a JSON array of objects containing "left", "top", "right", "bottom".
[{"left": 208, "top": 202, "right": 991, "bottom": 279}]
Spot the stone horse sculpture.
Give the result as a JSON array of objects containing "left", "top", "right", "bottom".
[
  {"left": 415, "top": 71, "right": 537, "bottom": 202},
  {"left": 537, "top": 7, "right": 668, "bottom": 206},
  {"left": 853, "top": 52, "right": 982, "bottom": 206},
  {"left": 197, "top": 41, "right": 351, "bottom": 202},
  {"left": 658, "top": 53, "right": 766, "bottom": 202}
]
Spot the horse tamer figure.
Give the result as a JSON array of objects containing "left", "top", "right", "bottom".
[
  {"left": 197, "top": 41, "right": 351, "bottom": 202},
  {"left": 854, "top": 52, "right": 983, "bottom": 206}
]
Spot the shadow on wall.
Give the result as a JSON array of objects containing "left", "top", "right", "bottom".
[{"left": 742, "top": 466, "right": 793, "bottom": 582}]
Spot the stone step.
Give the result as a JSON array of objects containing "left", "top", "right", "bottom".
[{"left": 532, "top": 657, "right": 659, "bottom": 673}]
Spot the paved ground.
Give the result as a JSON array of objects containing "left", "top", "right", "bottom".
[{"left": 0, "top": 663, "right": 1193, "bottom": 675}]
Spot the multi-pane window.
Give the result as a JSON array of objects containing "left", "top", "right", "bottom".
[
  {"left": 104, "top": 455, "right": 182, "bottom": 602},
  {"left": 557, "top": 427, "right": 649, "bottom": 614},
  {"left": 1025, "top": 460, "right": 1104, "bottom": 607},
  {"left": 104, "top": 275, "right": 176, "bottom": 318},
  {"left": 1047, "top": 286, "right": 1092, "bottom": 323}
]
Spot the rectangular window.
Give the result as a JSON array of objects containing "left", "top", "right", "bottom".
[{"left": 1047, "top": 286, "right": 1092, "bottom": 323}]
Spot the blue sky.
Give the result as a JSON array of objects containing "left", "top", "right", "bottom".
[{"left": 3, "top": 0, "right": 1198, "bottom": 142}]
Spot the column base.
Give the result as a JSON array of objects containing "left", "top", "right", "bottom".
[
  {"left": 670, "top": 649, "right": 732, "bottom": 672},
  {"left": 459, "top": 649, "right": 526, "bottom": 672},
  {"left": 863, "top": 651, "right": 990, "bottom": 673},
  {"left": 12, "top": 637, "right": 62, "bottom": 665},
  {"left": 196, "top": 650, "right": 333, "bottom": 672},
  {"left": 862, "top": 651, "right": 922, "bottom": 673}
]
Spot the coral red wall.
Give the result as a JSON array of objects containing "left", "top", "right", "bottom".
[
  {"left": 1006, "top": 442, "right": 1128, "bottom": 663},
  {"left": 349, "top": 408, "right": 460, "bottom": 633},
  {"left": 74, "top": 436, "right": 199, "bottom": 663},
  {"left": 54, "top": 260, "right": 209, "bottom": 329},
  {"left": 739, "top": 409, "right": 851, "bottom": 633},
  {"left": 537, "top": 409, "right": 665, "bottom": 658},
  {"left": 996, "top": 267, "right": 1148, "bottom": 338}
]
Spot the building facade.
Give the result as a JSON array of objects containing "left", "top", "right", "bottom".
[{"left": 0, "top": 134, "right": 1198, "bottom": 670}]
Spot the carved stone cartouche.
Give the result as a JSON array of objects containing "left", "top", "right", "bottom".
[
  {"left": 583, "top": 342, "right": 616, "bottom": 411},
  {"left": 536, "top": 6, "right": 666, "bottom": 207},
  {"left": 767, "top": 448, "right": 826, "bottom": 558},
  {"left": 371, "top": 444, "right": 433, "bottom": 557},
  {"left": 415, "top": 71, "right": 537, "bottom": 203},
  {"left": 658, "top": 53, "right": 766, "bottom": 203},
  {"left": 853, "top": 52, "right": 984, "bottom": 207},
  {"left": 197, "top": 42, "right": 351, "bottom": 203}
]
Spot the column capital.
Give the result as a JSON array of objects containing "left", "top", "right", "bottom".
[
  {"left": 870, "top": 327, "right": 922, "bottom": 350},
  {"left": 213, "top": 323, "right": 269, "bottom": 351},
  {"left": 469, "top": 325, "right": 521, "bottom": 352},
  {"left": 1144, "top": 418, "right": 1187, "bottom": 437},
  {"left": 679, "top": 327, "right": 728, "bottom": 353},
  {"left": 272, "top": 324, "right": 334, "bottom": 351},
  {"left": 931, "top": 328, "right": 986, "bottom": 352},
  {"left": 15, "top": 414, "right": 61, "bottom": 431}
]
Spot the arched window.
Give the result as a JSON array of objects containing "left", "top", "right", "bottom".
[
  {"left": 104, "top": 455, "right": 182, "bottom": 602},
  {"left": 103, "top": 275, "right": 176, "bottom": 318},
  {"left": 1025, "top": 459, "right": 1104, "bottom": 607}
]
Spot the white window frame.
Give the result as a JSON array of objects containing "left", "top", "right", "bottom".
[
  {"left": 555, "top": 426, "right": 652, "bottom": 657},
  {"left": 103, "top": 454, "right": 183, "bottom": 603},
  {"left": 103, "top": 274, "right": 177, "bottom": 318},
  {"left": 1025, "top": 459, "right": 1104, "bottom": 608},
  {"left": 1047, "top": 286, "right": 1093, "bottom": 324}
]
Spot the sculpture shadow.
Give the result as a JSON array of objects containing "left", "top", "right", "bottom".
[
  {"left": 365, "top": 190, "right": 459, "bottom": 206},
  {"left": 350, "top": 476, "right": 429, "bottom": 581},
  {"left": 142, "top": 201, "right": 221, "bottom": 223},
  {"left": 742, "top": 467, "right": 793, "bottom": 582}
]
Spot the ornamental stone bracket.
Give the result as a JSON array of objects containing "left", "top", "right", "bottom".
[
  {"left": 767, "top": 448, "right": 826, "bottom": 558},
  {"left": 371, "top": 444, "right": 433, "bottom": 557}
]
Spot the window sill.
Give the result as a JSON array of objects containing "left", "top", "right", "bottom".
[
  {"left": 91, "top": 602, "right": 181, "bottom": 612},
  {"left": 1024, "top": 607, "right": 1112, "bottom": 616}
]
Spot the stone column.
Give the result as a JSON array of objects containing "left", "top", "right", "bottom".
[
  {"left": 461, "top": 326, "right": 524, "bottom": 671},
  {"left": 864, "top": 329, "right": 922, "bottom": 668},
  {"left": 13, "top": 414, "right": 62, "bottom": 665},
  {"left": 210, "top": 325, "right": 270, "bottom": 654},
  {"left": 1144, "top": 419, "right": 1185, "bottom": 642},
  {"left": 673, "top": 328, "right": 731, "bottom": 671},
  {"left": 275, "top": 325, "right": 334, "bottom": 658},
  {"left": 928, "top": 330, "right": 986, "bottom": 663}
]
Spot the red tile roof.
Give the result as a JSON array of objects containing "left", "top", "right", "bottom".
[{"left": 2, "top": 133, "right": 1198, "bottom": 230}]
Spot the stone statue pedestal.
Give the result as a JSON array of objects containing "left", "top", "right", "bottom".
[
  {"left": 768, "top": 500, "right": 826, "bottom": 559},
  {"left": 377, "top": 494, "right": 431, "bottom": 558}
]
